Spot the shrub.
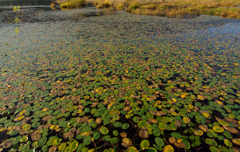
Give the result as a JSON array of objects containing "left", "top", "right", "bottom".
[
  {"left": 220, "top": 11, "right": 228, "bottom": 17},
  {"left": 126, "top": 8, "right": 131, "bottom": 12},
  {"left": 60, "top": 0, "right": 86, "bottom": 9},
  {"left": 158, "top": 4, "right": 167, "bottom": 10},
  {"left": 60, "top": 3, "right": 71, "bottom": 8},
  {"left": 227, "top": 12, "right": 238, "bottom": 18},
  {"left": 96, "top": 4, "right": 103, "bottom": 9},
  {"left": 116, "top": 3, "right": 124, "bottom": 9},
  {"left": 75, "top": 0, "right": 86, "bottom": 7},
  {"left": 185, "top": 6, "right": 197, "bottom": 12},
  {"left": 94, "top": 2, "right": 98, "bottom": 6},
  {"left": 103, "top": 1, "right": 112, "bottom": 8},
  {"left": 148, "top": 4, "right": 157, "bottom": 9},
  {"left": 196, "top": 4, "right": 208, "bottom": 10},
  {"left": 129, "top": 2, "right": 140, "bottom": 10}
]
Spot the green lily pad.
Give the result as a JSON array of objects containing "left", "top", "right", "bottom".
[
  {"left": 122, "top": 123, "right": 130, "bottom": 129},
  {"left": 68, "top": 140, "right": 78, "bottom": 151},
  {"left": 213, "top": 126, "right": 224, "bottom": 133},
  {"left": 37, "top": 136, "right": 47, "bottom": 147},
  {"left": 110, "top": 137, "right": 119, "bottom": 144},
  {"left": 13, "top": 136, "right": 21, "bottom": 145},
  {"left": 102, "top": 135, "right": 111, "bottom": 141},
  {"left": 18, "top": 144, "right": 30, "bottom": 152},
  {"left": 128, "top": 146, "right": 138, "bottom": 152},
  {"left": 113, "top": 122, "right": 122, "bottom": 128},
  {"left": 83, "top": 136, "right": 91, "bottom": 145},
  {"left": 171, "top": 132, "right": 182, "bottom": 139},
  {"left": 58, "top": 143, "right": 66, "bottom": 151},
  {"left": 158, "top": 122, "right": 166, "bottom": 131},
  {"left": 20, "top": 136, "right": 28, "bottom": 142},
  {"left": 205, "top": 138, "right": 218, "bottom": 146},
  {"left": 46, "top": 136, "right": 62, "bottom": 146},
  {"left": 76, "top": 143, "right": 85, "bottom": 152},
  {"left": 100, "top": 126, "right": 109, "bottom": 135},
  {"left": 153, "top": 128, "right": 161, "bottom": 137},
  {"left": 224, "top": 139, "right": 232, "bottom": 147},
  {"left": 113, "top": 130, "right": 119, "bottom": 136},
  {"left": 82, "top": 127, "right": 91, "bottom": 133},
  {"left": 93, "top": 132, "right": 100, "bottom": 140},
  {"left": 155, "top": 137, "right": 164, "bottom": 147},
  {"left": 209, "top": 146, "right": 220, "bottom": 152},
  {"left": 138, "top": 120, "right": 147, "bottom": 127},
  {"left": 133, "top": 117, "right": 139, "bottom": 123},
  {"left": 140, "top": 139, "right": 150, "bottom": 150}
]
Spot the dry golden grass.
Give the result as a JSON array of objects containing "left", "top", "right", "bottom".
[
  {"left": 103, "top": 0, "right": 113, "bottom": 8},
  {"left": 129, "top": 2, "right": 140, "bottom": 9},
  {"left": 124, "top": 0, "right": 240, "bottom": 18},
  {"left": 96, "top": 4, "right": 104, "bottom": 8},
  {"left": 116, "top": 3, "right": 124, "bottom": 8},
  {"left": 131, "top": 8, "right": 165, "bottom": 15},
  {"left": 55, "top": 0, "right": 240, "bottom": 18}
]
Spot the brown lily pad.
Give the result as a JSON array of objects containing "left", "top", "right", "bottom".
[
  {"left": 148, "top": 118, "right": 158, "bottom": 124},
  {"left": 122, "top": 138, "right": 132, "bottom": 147},
  {"left": 0, "top": 140, "right": 12, "bottom": 148},
  {"left": 49, "top": 145, "right": 57, "bottom": 152},
  {"left": 223, "top": 126, "right": 239, "bottom": 134},
  {"left": 198, "top": 125, "right": 209, "bottom": 132},
  {"left": 31, "top": 132, "right": 41, "bottom": 141},
  {"left": 95, "top": 117, "right": 102, "bottom": 124},
  {"left": 63, "top": 132, "right": 74, "bottom": 139},
  {"left": 139, "top": 130, "right": 149, "bottom": 138},
  {"left": 174, "top": 120, "right": 182, "bottom": 127},
  {"left": 120, "top": 132, "right": 127, "bottom": 138},
  {"left": 169, "top": 137, "right": 176, "bottom": 144},
  {"left": 42, "top": 115, "right": 52, "bottom": 121}
]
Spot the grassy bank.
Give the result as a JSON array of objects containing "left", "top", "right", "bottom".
[
  {"left": 123, "top": 0, "right": 240, "bottom": 18},
  {"left": 55, "top": 0, "right": 87, "bottom": 9}
]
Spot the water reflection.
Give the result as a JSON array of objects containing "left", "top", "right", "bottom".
[{"left": 0, "top": 0, "right": 53, "bottom": 6}]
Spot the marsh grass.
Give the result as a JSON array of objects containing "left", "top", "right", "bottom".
[
  {"left": 96, "top": 4, "right": 104, "bottom": 8},
  {"left": 95, "top": 0, "right": 115, "bottom": 9},
  {"left": 57, "top": 0, "right": 87, "bottom": 9},
  {"left": 125, "top": 0, "right": 240, "bottom": 18}
]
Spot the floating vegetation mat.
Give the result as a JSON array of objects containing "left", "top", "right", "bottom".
[{"left": 0, "top": 9, "right": 240, "bottom": 152}]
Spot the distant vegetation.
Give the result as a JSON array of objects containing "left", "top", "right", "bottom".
[
  {"left": 55, "top": 0, "right": 87, "bottom": 9},
  {"left": 53, "top": 0, "right": 240, "bottom": 18},
  {"left": 121, "top": 0, "right": 240, "bottom": 18}
]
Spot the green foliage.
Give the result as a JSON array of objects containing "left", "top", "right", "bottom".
[{"left": 129, "top": 2, "right": 140, "bottom": 10}]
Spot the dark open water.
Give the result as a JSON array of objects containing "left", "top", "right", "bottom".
[{"left": 0, "top": 0, "right": 54, "bottom": 6}]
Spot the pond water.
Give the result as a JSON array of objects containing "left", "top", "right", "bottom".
[
  {"left": 0, "top": 6, "right": 240, "bottom": 152},
  {"left": 0, "top": 0, "right": 53, "bottom": 6}
]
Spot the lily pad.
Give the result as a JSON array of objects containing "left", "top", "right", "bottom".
[
  {"left": 224, "top": 139, "right": 232, "bottom": 147},
  {"left": 213, "top": 126, "right": 224, "bottom": 133},
  {"left": 83, "top": 136, "right": 91, "bottom": 145},
  {"left": 46, "top": 136, "right": 62, "bottom": 146},
  {"left": 138, "top": 120, "right": 147, "bottom": 128},
  {"left": 205, "top": 138, "right": 218, "bottom": 146},
  {"left": 22, "top": 124, "right": 31, "bottom": 131},
  {"left": 100, "top": 126, "right": 109, "bottom": 135},
  {"left": 37, "top": 136, "right": 47, "bottom": 147},
  {"left": 155, "top": 137, "right": 164, "bottom": 147},
  {"left": 140, "top": 139, "right": 150, "bottom": 150},
  {"left": 163, "top": 145, "right": 174, "bottom": 152}
]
